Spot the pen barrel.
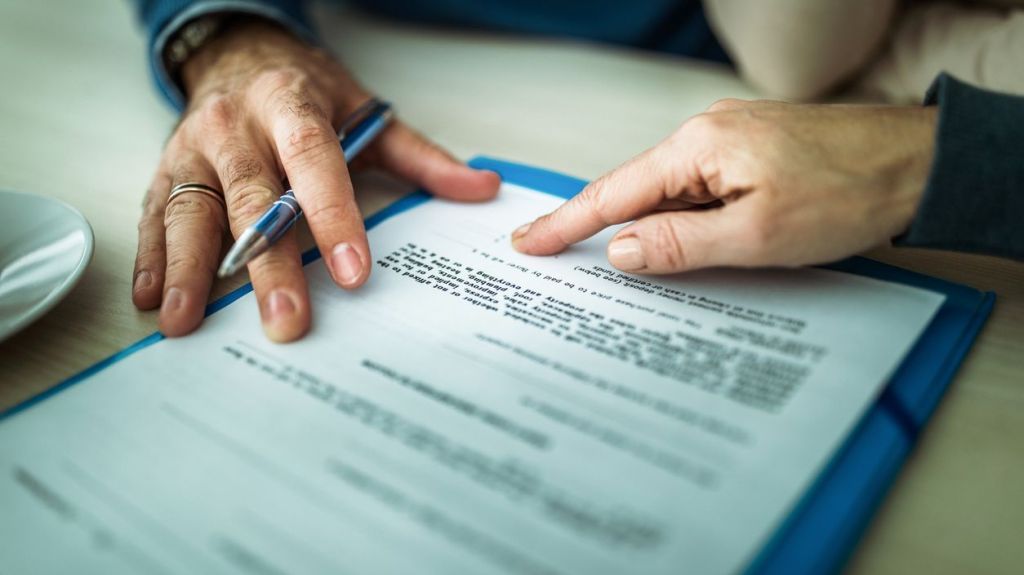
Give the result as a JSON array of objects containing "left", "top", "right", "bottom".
[
  {"left": 253, "top": 192, "right": 302, "bottom": 241},
  {"left": 341, "top": 106, "right": 393, "bottom": 161},
  {"left": 222, "top": 102, "right": 391, "bottom": 273}
]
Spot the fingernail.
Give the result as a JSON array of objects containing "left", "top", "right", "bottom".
[
  {"left": 331, "top": 243, "right": 363, "bottom": 287},
  {"left": 511, "top": 222, "right": 532, "bottom": 242},
  {"left": 133, "top": 270, "right": 152, "bottom": 293},
  {"left": 162, "top": 286, "right": 184, "bottom": 313},
  {"left": 608, "top": 237, "right": 646, "bottom": 271},
  {"left": 265, "top": 290, "right": 296, "bottom": 321}
]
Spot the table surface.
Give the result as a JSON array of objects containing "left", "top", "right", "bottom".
[{"left": 1, "top": 2, "right": 1021, "bottom": 573}]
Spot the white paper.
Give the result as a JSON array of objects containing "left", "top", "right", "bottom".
[{"left": 0, "top": 183, "right": 944, "bottom": 575}]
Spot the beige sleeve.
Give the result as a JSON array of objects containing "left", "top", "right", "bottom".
[
  {"left": 703, "top": 0, "right": 899, "bottom": 100},
  {"left": 855, "top": 1, "right": 1024, "bottom": 103}
]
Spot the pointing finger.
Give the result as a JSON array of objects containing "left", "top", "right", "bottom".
[
  {"left": 267, "top": 88, "right": 369, "bottom": 290},
  {"left": 511, "top": 145, "right": 681, "bottom": 256}
]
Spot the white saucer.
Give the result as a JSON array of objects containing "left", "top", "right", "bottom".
[{"left": 0, "top": 190, "right": 94, "bottom": 342}]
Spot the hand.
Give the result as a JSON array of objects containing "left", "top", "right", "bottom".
[
  {"left": 511, "top": 99, "right": 936, "bottom": 273},
  {"left": 132, "top": 18, "right": 500, "bottom": 341}
]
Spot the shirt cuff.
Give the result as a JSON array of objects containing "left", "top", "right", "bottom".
[
  {"left": 146, "top": 0, "right": 318, "bottom": 111},
  {"left": 895, "top": 73, "right": 1024, "bottom": 260}
]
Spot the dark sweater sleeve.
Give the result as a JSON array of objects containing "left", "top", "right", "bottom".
[
  {"left": 895, "top": 73, "right": 1024, "bottom": 260},
  {"left": 133, "top": 0, "right": 317, "bottom": 111}
]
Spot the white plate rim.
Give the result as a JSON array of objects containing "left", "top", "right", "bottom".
[{"left": 0, "top": 190, "right": 95, "bottom": 342}]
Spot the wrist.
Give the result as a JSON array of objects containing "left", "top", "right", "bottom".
[
  {"left": 180, "top": 16, "right": 309, "bottom": 99},
  {"left": 891, "top": 107, "right": 938, "bottom": 234}
]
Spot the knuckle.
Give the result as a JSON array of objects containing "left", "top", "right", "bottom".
[
  {"left": 650, "top": 219, "right": 686, "bottom": 270},
  {"left": 248, "top": 248, "right": 295, "bottom": 277},
  {"left": 269, "top": 83, "right": 328, "bottom": 122},
  {"left": 164, "top": 197, "right": 220, "bottom": 227},
  {"left": 253, "top": 68, "right": 331, "bottom": 123},
  {"left": 137, "top": 214, "right": 163, "bottom": 234},
  {"left": 194, "top": 92, "right": 238, "bottom": 131},
  {"left": 140, "top": 195, "right": 165, "bottom": 221},
  {"left": 280, "top": 123, "right": 335, "bottom": 164},
  {"left": 134, "top": 240, "right": 164, "bottom": 262},
  {"left": 576, "top": 179, "right": 613, "bottom": 224},
  {"left": 302, "top": 199, "right": 350, "bottom": 225},
  {"left": 641, "top": 149, "right": 681, "bottom": 198},
  {"left": 707, "top": 98, "right": 746, "bottom": 113},
  {"left": 674, "top": 113, "right": 736, "bottom": 156},
  {"left": 227, "top": 184, "right": 278, "bottom": 225},
  {"left": 170, "top": 159, "right": 203, "bottom": 188},
  {"left": 254, "top": 66, "right": 305, "bottom": 94},
  {"left": 219, "top": 148, "right": 264, "bottom": 189},
  {"left": 688, "top": 145, "right": 723, "bottom": 194},
  {"left": 684, "top": 112, "right": 726, "bottom": 137},
  {"left": 280, "top": 95, "right": 327, "bottom": 121},
  {"left": 165, "top": 251, "right": 212, "bottom": 276}
]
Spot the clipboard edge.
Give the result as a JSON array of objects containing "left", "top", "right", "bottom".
[{"left": 0, "top": 155, "right": 998, "bottom": 575}]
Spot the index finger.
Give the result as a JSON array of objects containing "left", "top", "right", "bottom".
[
  {"left": 510, "top": 145, "right": 679, "bottom": 256},
  {"left": 267, "top": 89, "right": 369, "bottom": 290}
]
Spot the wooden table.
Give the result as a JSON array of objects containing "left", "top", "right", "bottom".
[{"left": 1, "top": 2, "right": 1021, "bottom": 573}]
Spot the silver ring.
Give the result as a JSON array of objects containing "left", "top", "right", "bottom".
[{"left": 168, "top": 182, "right": 225, "bottom": 209}]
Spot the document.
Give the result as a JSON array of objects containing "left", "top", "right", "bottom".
[{"left": 0, "top": 181, "right": 944, "bottom": 574}]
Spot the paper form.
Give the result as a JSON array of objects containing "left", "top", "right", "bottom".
[{"left": 0, "top": 182, "right": 944, "bottom": 574}]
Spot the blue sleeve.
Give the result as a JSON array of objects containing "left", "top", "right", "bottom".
[
  {"left": 133, "top": 0, "right": 318, "bottom": 111},
  {"left": 895, "top": 73, "right": 1024, "bottom": 261}
]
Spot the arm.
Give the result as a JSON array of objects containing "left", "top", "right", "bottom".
[
  {"left": 510, "top": 75, "right": 1024, "bottom": 274},
  {"left": 897, "top": 73, "right": 1024, "bottom": 258},
  {"left": 703, "top": 0, "right": 898, "bottom": 101}
]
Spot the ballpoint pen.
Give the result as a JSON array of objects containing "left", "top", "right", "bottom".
[{"left": 217, "top": 98, "right": 394, "bottom": 278}]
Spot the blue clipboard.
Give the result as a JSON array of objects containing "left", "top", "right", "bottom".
[{"left": 0, "top": 156, "right": 996, "bottom": 574}]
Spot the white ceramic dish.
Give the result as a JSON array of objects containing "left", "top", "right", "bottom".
[{"left": 0, "top": 190, "right": 94, "bottom": 342}]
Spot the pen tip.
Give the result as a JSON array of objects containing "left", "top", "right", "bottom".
[{"left": 217, "top": 262, "right": 235, "bottom": 279}]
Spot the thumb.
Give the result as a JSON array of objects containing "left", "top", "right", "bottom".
[
  {"left": 606, "top": 206, "right": 755, "bottom": 274},
  {"left": 373, "top": 122, "right": 501, "bottom": 202}
]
